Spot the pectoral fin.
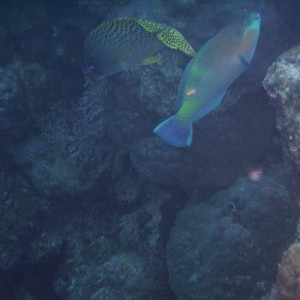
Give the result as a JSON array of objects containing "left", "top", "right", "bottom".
[
  {"left": 140, "top": 55, "right": 160, "bottom": 65},
  {"left": 115, "top": 52, "right": 132, "bottom": 65},
  {"left": 239, "top": 55, "right": 250, "bottom": 70}
]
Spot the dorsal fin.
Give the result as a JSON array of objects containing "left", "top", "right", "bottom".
[
  {"left": 156, "top": 28, "right": 196, "bottom": 57},
  {"left": 135, "top": 18, "right": 162, "bottom": 33}
]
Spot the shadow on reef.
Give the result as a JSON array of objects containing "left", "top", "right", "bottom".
[{"left": 0, "top": 248, "right": 66, "bottom": 300}]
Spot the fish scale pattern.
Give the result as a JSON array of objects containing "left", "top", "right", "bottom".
[
  {"left": 157, "top": 28, "right": 196, "bottom": 56},
  {"left": 136, "top": 18, "right": 162, "bottom": 33}
]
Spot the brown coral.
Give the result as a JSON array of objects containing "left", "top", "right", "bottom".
[
  {"left": 263, "top": 46, "right": 300, "bottom": 176},
  {"left": 276, "top": 242, "right": 300, "bottom": 300}
]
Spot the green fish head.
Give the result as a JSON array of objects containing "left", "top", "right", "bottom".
[
  {"left": 231, "top": 12, "right": 261, "bottom": 62},
  {"left": 242, "top": 12, "right": 261, "bottom": 37}
]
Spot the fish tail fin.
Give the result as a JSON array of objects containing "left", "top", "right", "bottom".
[{"left": 153, "top": 115, "right": 193, "bottom": 147}]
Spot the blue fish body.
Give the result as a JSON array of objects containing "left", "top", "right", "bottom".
[{"left": 154, "top": 12, "right": 261, "bottom": 147}]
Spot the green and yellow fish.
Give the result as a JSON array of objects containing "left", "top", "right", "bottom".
[
  {"left": 154, "top": 12, "right": 261, "bottom": 147},
  {"left": 84, "top": 17, "right": 195, "bottom": 77}
]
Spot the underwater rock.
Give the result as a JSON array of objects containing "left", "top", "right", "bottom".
[
  {"left": 0, "top": 163, "right": 51, "bottom": 272},
  {"left": 40, "top": 73, "right": 130, "bottom": 181},
  {"left": 111, "top": 175, "right": 141, "bottom": 206},
  {"left": 0, "top": 26, "right": 14, "bottom": 64},
  {"left": 139, "top": 50, "right": 185, "bottom": 116},
  {"left": 167, "top": 165, "right": 298, "bottom": 300},
  {"left": 276, "top": 242, "right": 300, "bottom": 300},
  {"left": 54, "top": 235, "right": 171, "bottom": 300},
  {"left": 118, "top": 183, "right": 170, "bottom": 256},
  {"left": 92, "top": 252, "right": 159, "bottom": 298},
  {"left": 130, "top": 89, "right": 275, "bottom": 189},
  {"left": 263, "top": 46, "right": 300, "bottom": 178},
  {"left": 90, "top": 287, "right": 124, "bottom": 300},
  {"left": 0, "top": 61, "right": 61, "bottom": 141},
  {"left": 12, "top": 137, "right": 94, "bottom": 197},
  {"left": 106, "top": 110, "right": 148, "bottom": 147},
  {"left": 0, "top": 62, "right": 27, "bottom": 138}
]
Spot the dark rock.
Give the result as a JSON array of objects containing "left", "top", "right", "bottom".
[
  {"left": 0, "top": 162, "right": 51, "bottom": 272},
  {"left": 12, "top": 137, "right": 94, "bottom": 197},
  {"left": 167, "top": 165, "right": 298, "bottom": 300}
]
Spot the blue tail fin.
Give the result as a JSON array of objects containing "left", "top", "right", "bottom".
[{"left": 153, "top": 115, "right": 193, "bottom": 147}]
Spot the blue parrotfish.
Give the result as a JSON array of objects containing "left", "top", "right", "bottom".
[
  {"left": 84, "top": 17, "right": 195, "bottom": 77},
  {"left": 153, "top": 12, "right": 261, "bottom": 147}
]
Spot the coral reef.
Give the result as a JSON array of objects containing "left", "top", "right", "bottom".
[
  {"left": 0, "top": 60, "right": 69, "bottom": 143},
  {"left": 0, "top": 1, "right": 299, "bottom": 299},
  {"left": 112, "top": 175, "right": 141, "bottom": 206},
  {"left": 37, "top": 73, "right": 129, "bottom": 184},
  {"left": 0, "top": 163, "right": 51, "bottom": 272},
  {"left": 167, "top": 165, "right": 298, "bottom": 300},
  {"left": 118, "top": 184, "right": 170, "bottom": 258},
  {"left": 12, "top": 137, "right": 94, "bottom": 197},
  {"left": 276, "top": 242, "right": 300, "bottom": 300},
  {"left": 47, "top": 202, "right": 172, "bottom": 300},
  {"left": 139, "top": 50, "right": 185, "bottom": 116},
  {"left": 264, "top": 46, "right": 300, "bottom": 178},
  {"left": 0, "top": 26, "right": 13, "bottom": 64}
]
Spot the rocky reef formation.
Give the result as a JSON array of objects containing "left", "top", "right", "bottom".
[
  {"left": 0, "top": 161, "right": 53, "bottom": 298},
  {"left": 264, "top": 46, "right": 300, "bottom": 183},
  {"left": 276, "top": 242, "right": 300, "bottom": 300},
  {"left": 263, "top": 34, "right": 300, "bottom": 300},
  {"left": 167, "top": 166, "right": 298, "bottom": 300}
]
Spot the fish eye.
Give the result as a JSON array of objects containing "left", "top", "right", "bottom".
[
  {"left": 236, "top": 28, "right": 243, "bottom": 36},
  {"left": 234, "top": 23, "right": 244, "bottom": 36}
]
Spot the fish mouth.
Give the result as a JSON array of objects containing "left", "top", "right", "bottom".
[
  {"left": 255, "top": 12, "right": 261, "bottom": 22},
  {"left": 250, "top": 12, "right": 261, "bottom": 22}
]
